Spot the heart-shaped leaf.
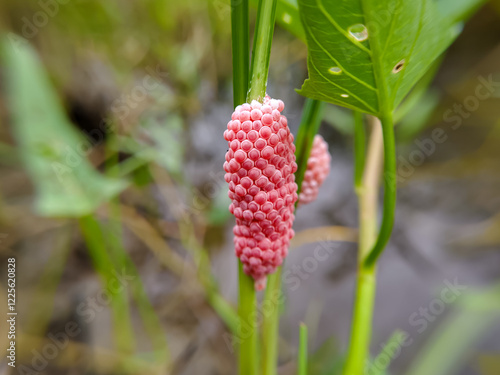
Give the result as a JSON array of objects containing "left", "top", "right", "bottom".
[{"left": 296, "top": 0, "right": 485, "bottom": 116}]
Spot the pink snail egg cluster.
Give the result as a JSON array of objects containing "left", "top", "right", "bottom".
[
  {"left": 299, "top": 134, "right": 331, "bottom": 206},
  {"left": 223, "top": 97, "right": 298, "bottom": 290}
]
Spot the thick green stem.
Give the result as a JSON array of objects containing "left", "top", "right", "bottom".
[
  {"left": 238, "top": 0, "right": 278, "bottom": 372},
  {"left": 261, "top": 268, "right": 282, "bottom": 375},
  {"left": 363, "top": 112, "right": 396, "bottom": 267},
  {"left": 231, "top": 0, "right": 258, "bottom": 372},
  {"left": 247, "top": 0, "right": 277, "bottom": 102},
  {"left": 353, "top": 111, "right": 366, "bottom": 193},
  {"left": 343, "top": 118, "right": 383, "bottom": 375},
  {"left": 238, "top": 261, "right": 258, "bottom": 375},
  {"left": 232, "top": 0, "right": 249, "bottom": 106}
]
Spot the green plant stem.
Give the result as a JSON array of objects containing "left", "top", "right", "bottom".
[
  {"left": 237, "top": 0, "right": 279, "bottom": 372},
  {"left": 261, "top": 268, "right": 282, "bottom": 375},
  {"left": 363, "top": 112, "right": 396, "bottom": 267},
  {"left": 247, "top": 0, "right": 278, "bottom": 102},
  {"left": 353, "top": 111, "right": 365, "bottom": 193},
  {"left": 231, "top": 0, "right": 249, "bottom": 106},
  {"left": 238, "top": 261, "right": 258, "bottom": 375},
  {"left": 343, "top": 118, "right": 383, "bottom": 375},
  {"left": 294, "top": 98, "right": 325, "bottom": 194},
  {"left": 231, "top": 0, "right": 258, "bottom": 371},
  {"left": 298, "top": 323, "right": 308, "bottom": 375}
]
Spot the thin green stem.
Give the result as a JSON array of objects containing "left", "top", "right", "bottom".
[
  {"left": 247, "top": 0, "right": 278, "bottom": 102},
  {"left": 343, "top": 119, "right": 383, "bottom": 375},
  {"left": 232, "top": 0, "right": 249, "bottom": 106},
  {"left": 294, "top": 99, "right": 325, "bottom": 196},
  {"left": 238, "top": 261, "right": 258, "bottom": 375},
  {"left": 363, "top": 112, "right": 396, "bottom": 267},
  {"left": 298, "top": 323, "right": 308, "bottom": 375},
  {"left": 353, "top": 111, "right": 365, "bottom": 193}
]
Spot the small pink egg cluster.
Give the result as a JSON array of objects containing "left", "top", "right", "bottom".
[
  {"left": 298, "top": 135, "right": 331, "bottom": 206},
  {"left": 223, "top": 97, "right": 298, "bottom": 290}
]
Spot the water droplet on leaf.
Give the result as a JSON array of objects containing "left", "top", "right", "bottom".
[
  {"left": 348, "top": 24, "right": 368, "bottom": 42},
  {"left": 340, "top": 94, "right": 349, "bottom": 98},
  {"left": 282, "top": 13, "right": 292, "bottom": 24}
]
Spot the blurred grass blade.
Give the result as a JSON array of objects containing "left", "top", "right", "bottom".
[
  {"left": 298, "top": 323, "right": 308, "bottom": 375},
  {"left": 119, "top": 204, "right": 239, "bottom": 333},
  {"left": 405, "top": 308, "right": 497, "bottom": 375},
  {"left": 24, "top": 225, "right": 72, "bottom": 338},
  {"left": 78, "top": 214, "right": 136, "bottom": 355},
  {"left": 290, "top": 226, "right": 358, "bottom": 249},
  {"left": 368, "top": 330, "right": 406, "bottom": 375},
  {"left": 104, "top": 139, "right": 170, "bottom": 360},
  {"left": 307, "top": 336, "right": 342, "bottom": 375},
  {"left": 2, "top": 37, "right": 127, "bottom": 217}
]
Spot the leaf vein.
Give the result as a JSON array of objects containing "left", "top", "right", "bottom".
[
  {"left": 302, "top": 21, "right": 378, "bottom": 92},
  {"left": 309, "top": 58, "right": 377, "bottom": 114},
  {"left": 316, "top": 0, "right": 372, "bottom": 55}
]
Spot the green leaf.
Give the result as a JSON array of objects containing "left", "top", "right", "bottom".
[
  {"left": 3, "top": 37, "right": 127, "bottom": 217},
  {"left": 436, "top": 0, "right": 487, "bottom": 24},
  {"left": 296, "top": 0, "right": 480, "bottom": 115}
]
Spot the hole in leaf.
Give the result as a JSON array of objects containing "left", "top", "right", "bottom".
[
  {"left": 392, "top": 59, "right": 405, "bottom": 73},
  {"left": 328, "top": 67, "right": 342, "bottom": 75},
  {"left": 348, "top": 24, "right": 368, "bottom": 42}
]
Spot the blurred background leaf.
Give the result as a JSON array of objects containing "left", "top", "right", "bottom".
[{"left": 3, "top": 38, "right": 127, "bottom": 217}]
